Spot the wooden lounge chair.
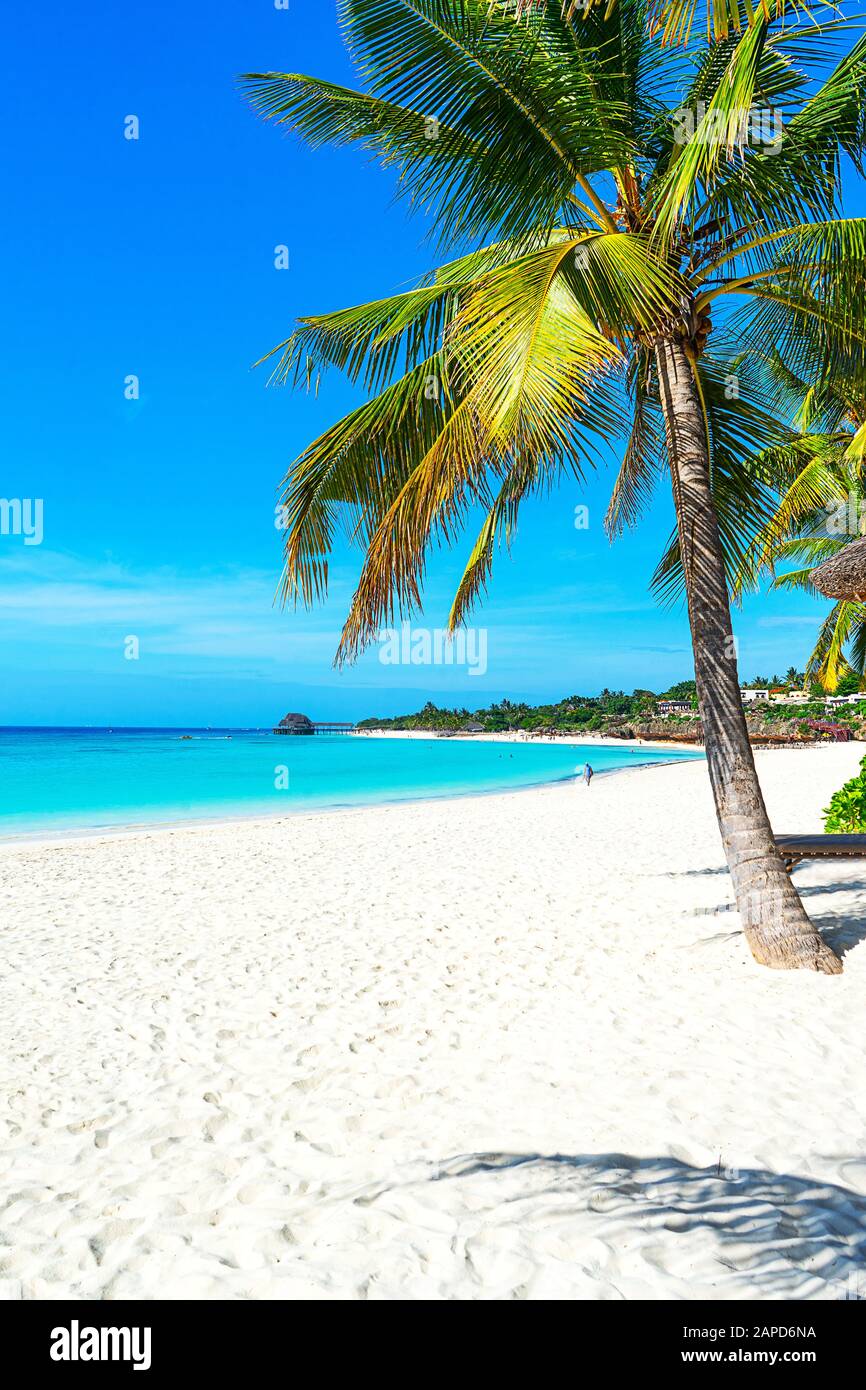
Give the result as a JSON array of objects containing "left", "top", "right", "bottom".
[{"left": 776, "top": 834, "right": 866, "bottom": 872}]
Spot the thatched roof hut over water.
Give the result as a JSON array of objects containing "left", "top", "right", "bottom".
[{"left": 274, "top": 713, "right": 315, "bottom": 736}]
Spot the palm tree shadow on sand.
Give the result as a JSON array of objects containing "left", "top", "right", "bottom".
[
  {"left": 352, "top": 1152, "right": 866, "bottom": 1299},
  {"left": 669, "top": 866, "right": 866, "bottom": 958},
  {"left": 790, "top": 876, "right": 866, "bottom": 955}
]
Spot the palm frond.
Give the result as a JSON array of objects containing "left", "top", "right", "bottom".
[
  {"left": 649, "top": 0, "right": 826, "bottom": 49},
  {"left": 650, "top": 20, "right": 769, "bottom": 239},
  {"left": 334, "top": 238, "right": 636, "bottom": 662},
  {"left": 807, "top": 599, "right": 858, "bottom": 691},
  {"left": 605, "top": 350, "right": 664, "bottom": 537}
]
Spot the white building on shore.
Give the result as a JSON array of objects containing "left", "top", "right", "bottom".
[
  {"left": 739, "top": 687, "right": 864, "bottom": 707},
  {"left": 655, "top": 699, "right": 693, "bottom": 717}
]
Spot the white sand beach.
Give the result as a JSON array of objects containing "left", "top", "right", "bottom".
[
  {"left": 2, "top": 743, "right": 866, "bottom": 1301},
  {"left": 356, "top": 727, "right": 687, "bottom": 749}
]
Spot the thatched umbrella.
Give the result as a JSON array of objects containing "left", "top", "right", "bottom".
[{"left": 810, "top": 537, "right": 866, "bottom": 601}]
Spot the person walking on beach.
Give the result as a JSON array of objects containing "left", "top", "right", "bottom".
[{"left": 584, "top": 763, "right": 593, "bottom": 787}]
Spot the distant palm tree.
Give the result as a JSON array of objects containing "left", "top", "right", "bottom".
[
  {"left": 772, "top": 515, "right": 866, "bottom": 695},
  {"left": 737, "top": 369, "right": 866, "bottom": 692},
  {"left": 243, "top": 2, "right": 866, "bottom": 971}
]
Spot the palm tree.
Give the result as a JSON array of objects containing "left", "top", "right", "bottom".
[
  {"left": 736, "top": 368, "right": 866, "bottom": 692},
  {"left": 243, "top": 2, "right": 866, "bottom": 972},
  {"left": 770, "top": 495, "right": 866, "bottom": 695}
]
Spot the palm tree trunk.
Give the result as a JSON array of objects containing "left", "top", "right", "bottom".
[{"left": 655, "top": 338, "right": 842, "bottom": 974}]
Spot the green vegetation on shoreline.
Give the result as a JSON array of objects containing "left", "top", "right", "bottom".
[
  {"left": 357, "top": 684, "right": 691, "bottom": 734},
  {"left": 358, "top": 682, "right": 866, "bottom": 736}
]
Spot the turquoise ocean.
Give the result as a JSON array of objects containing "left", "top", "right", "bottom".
[{"left": 0, "top": 728, "right": 701, "bottom": 837}]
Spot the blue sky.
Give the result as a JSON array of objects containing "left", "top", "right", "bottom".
[{"left": 1, "top": 0, "right": 860, "bottom": 725}]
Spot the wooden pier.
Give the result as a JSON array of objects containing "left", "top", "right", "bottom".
[{"left": 273, "top": 713, "right": 356, "bottom": 736}]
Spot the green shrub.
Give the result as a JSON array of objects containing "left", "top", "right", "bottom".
[{"left": 824, "top": 755, "right": 866, "bottom": 832}]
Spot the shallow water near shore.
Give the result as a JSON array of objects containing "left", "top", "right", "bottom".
[{"left": 0, "top": 727, "right": 700, "bottom": 835}]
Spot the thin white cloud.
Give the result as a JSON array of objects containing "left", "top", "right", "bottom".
[
  {"left": 0, "top": 549, "right": 344, "bottom": 664},
  {"left": 757, "top": 615, "right": 825, "bottom": 628}
]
